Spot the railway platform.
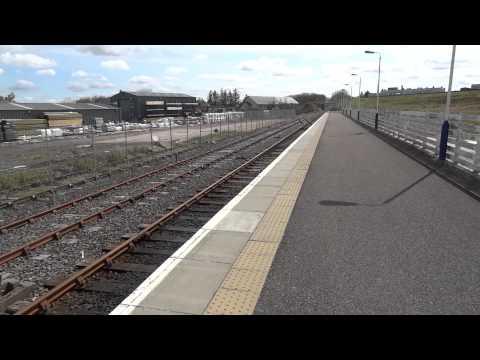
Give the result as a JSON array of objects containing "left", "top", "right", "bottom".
[
  {"left": 111, "top": 111, "right": 480, "bottom": 315},
  {"left": 109, "top": 113, "right": 328, "bottom": 314}
]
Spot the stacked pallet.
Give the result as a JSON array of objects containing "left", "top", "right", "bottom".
[
  {"left": 4, "top": 119, "right": 48, "bottom": 136},
  {"left": 0, "top": 121, "right": 17, "bottom": 142},
  {"left": 44, "top": 112, "right": 83, "bottom": 128}
]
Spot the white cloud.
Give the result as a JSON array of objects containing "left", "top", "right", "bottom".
[
  {"left": 198, "top": 73, "right": 256, "bottom": 82},
  {"left": 72, "top": 70, "right": 88, "bottom": 77},
  {"left": 36, "top": 68, "right": 56, "bottom": 76},
  {"left": 193, "top": 54, "right": 208, "bottom": 61},
  {"left": 0, "top": 45, "right": 26, "bottom": 53},
  {"left": 165, "top": 66, "right": 187, "bottom": 76},
  {"left": 77, "top": 45, "right": 151, "bottom": 57},
  {"left": 101, "top": 59, "right": 130, "bottom": 70},
  {"left": 67, "top": 82, "right": 89, "bottom": 92},
  {"left": 89, "top": 81, "right": 115, "bottom": 89},
  {"left": 0, "top": 68, "right": 4, "bottom": 75},
  {"left": 69, "top": 71, "right": 113, "bottom": 91},
  {"left": 10, "top": 80, "right": 36, "bottom": 90},
  {"left": 128, "top": 75, "right": 170, "bottom": 92},
  {"left": 238, "top": 57, "right": 313, "bottom": 77},
  {"left": 129, "top": 75, "right": 156, "bottom": 85},
  {"left": 0, "top": 52, "right": 56, "bottom": 69},
  {"left": 68, "top": 78, "right": 114, "bottom": 91}
]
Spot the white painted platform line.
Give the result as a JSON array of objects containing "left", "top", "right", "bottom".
[{"left": 110, "top": 113, "right": 329, "bottom": 315}]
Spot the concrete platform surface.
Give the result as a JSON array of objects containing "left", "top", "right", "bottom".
[
  {"left": 110, "top": 113, "right": 328, "bottom": 315},
  {"left": 254, "top": 112, "right": 480, "bottom": 315}
]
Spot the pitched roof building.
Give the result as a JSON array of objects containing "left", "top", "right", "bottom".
[{"left": 240, "top": 96, "right": 298, "bottom": 110}]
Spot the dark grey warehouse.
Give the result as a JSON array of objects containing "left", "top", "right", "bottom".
[{"left": 110, "top": 91, "right": 199, "bottom": 122}]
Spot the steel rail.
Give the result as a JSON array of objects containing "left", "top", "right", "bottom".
[
  {"left": 0, "top": 121, "right": 300, "bottom": 266},
  {"left": 0, "top": 121, "right": 290, "bottom": 231},
  {"left": 0, "top": 138, "right": 201, "bottom": 210},
  {"left": 0, "top": 121, "right": 280, "bottom": 210},
  {"left": 16, "top": 122, "right": 308, "bottom": 315}
]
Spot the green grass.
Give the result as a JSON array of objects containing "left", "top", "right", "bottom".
[
  {"left": 0, "top": 168, "right": 50, "bottom": 191},
  {"left": 356, "top": 90, "right": 480, "bottom": 115}
]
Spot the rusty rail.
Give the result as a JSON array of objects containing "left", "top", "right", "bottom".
[
  {"left": 0, "top": 121, "right": 291, "bottom": 232},
  {"left": 0, "top": 121, "right": 300, "bottom": 267},
  {"left": 15, "top": 121, "right": 307, "bottom": 315}
]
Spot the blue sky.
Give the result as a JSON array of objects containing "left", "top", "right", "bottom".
[{"left": 0, "top": 45, "right": 479, "bottom": 102}]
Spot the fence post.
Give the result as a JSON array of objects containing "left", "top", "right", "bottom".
[
  {"left": 357, "top": 111, "right": 360, "bottom": 122},
  {"left": 169, "top": 117, "right": 173, "bottom": 152},
  {"left": 186, "top": 113, "right": 189, "bottom": 144},
  {"left": 199, "top": 116, "right": 202, "bottom": 144},
  {"left": 452, "top": 127, "right": 463, "bottom": 164},
  {"left": 92, "top": 125, "right": 97, "bottom": 180},
  {"left": 473, "top": 133, "right": 480, "bottom": 174},
  {"left": 123, "top": 121, "right": 129, "bottom": 174},
  {"left": 374, "top": 113, "right": 379, "bottom": 130},
  {"left": 438, "top": 120, "right": 450, "bottom": 161},
  {"left": 150, "top": 122, "right": 154, "bottom": 154}
]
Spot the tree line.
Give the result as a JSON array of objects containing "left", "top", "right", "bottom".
[
  {"left": 0, "top": 92, "right": 15, "bottom": 102},
  {"left": 75, "top": 95, "right": 112, "bottom": 104},
  {"left": 207, "top": 88, "right": 241, "bottom": 107}
]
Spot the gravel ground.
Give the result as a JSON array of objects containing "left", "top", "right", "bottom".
[
  {"left": 0, "top": 120, "right": 305, "bottom": 312},
  {"left": 0, "top": 118, "right": 274, "bottom": 198},
  {"left": 0, "top": 128, "right": 270, "bottom": 222}
]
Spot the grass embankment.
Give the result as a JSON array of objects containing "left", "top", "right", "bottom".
[{"left": 356, "top": 90, "right": 480, "bottom": 115}]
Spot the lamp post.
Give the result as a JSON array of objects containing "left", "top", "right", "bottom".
[
  {"left": 444, "top": 45, "right": 456, "bottom": 123},
  {"left": 365, "top": 50, "right": 381, "bottom": 129},
  {"left": 438, "top": 45, "right": 456, "bottom": 161},
  {"left": 351, "top": 73, "right": 362, "bottom": 110}
]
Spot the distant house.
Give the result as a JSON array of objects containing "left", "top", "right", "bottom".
[{"left": 240, "top": 96, "right": 299, "bottom": 111}]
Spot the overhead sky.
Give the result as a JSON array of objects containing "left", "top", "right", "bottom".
[{"left": 0, "top": 45, "right": 478, "bottom": 102}]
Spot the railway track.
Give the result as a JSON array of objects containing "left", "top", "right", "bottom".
[
  {"left": 0, "top": 121, "right": 296, "bottom": 267},
  {"left": 0, "top": 125, "right": 262, "bottom": 212},
  {"left": 0, "top": 118, "right": 266, "bottom": 207},
  {"left": 0, "top": 117, "right": 313, "bottom": 314},
  {"left": 0, "top": 119, "right": 288, "bottom": 222}
]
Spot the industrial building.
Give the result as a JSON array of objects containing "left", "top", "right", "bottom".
[
  {"left": 240, "top": 96, "right": 299, "bottom": 111},
  {"left": 0, "top": 102, "right": 120, "bottom": 126},
  {"left": 110, "top": 91, "right": 198, "bottom": 122}
]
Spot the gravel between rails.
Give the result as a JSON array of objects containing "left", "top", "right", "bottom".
[
  {"left": 50, "top": 135, "right": 296, "bottom": 314},
  {"left": 0, "top": 127, "right": 275, "bottom": 223},
  {"left": 0, "top": 123, "right": 293, "bottom": 256},
  {"left": 0, "top": 122, "right": 304, "bottom": 306}
]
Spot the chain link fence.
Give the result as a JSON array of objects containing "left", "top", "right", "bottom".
[{"left": 0, "top": 109, "right": 297, "bottom": 203}]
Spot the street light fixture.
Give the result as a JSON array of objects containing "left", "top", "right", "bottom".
[
  {"left": 365, "top": 50, "right": 381, "bottom": 129},
  {"left": 351, "top": 73, "right": 362, "bottom": 110}
]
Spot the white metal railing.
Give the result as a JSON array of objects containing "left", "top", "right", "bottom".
[{"left": 353, "top": 108, "right": 480, "bottom": 175}]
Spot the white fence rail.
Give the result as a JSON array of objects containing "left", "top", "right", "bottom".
[{"left": 352, "top": 108, "right": 480, "bottom": 175}]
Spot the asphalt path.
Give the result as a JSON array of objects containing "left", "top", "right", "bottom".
[{"left": 255, "top": 112, "right": 480, "bottom": 314}]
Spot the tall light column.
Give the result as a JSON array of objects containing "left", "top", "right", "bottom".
[
  {"left": 444, "top": 45, "right": 456, "bottom": 122},
  {"left": 365, "top": 50, "right": 382, "bottom": 128}
]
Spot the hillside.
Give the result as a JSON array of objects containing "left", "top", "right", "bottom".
[{"left": 355, "top": 90, "right": 480, "bottom": 115}]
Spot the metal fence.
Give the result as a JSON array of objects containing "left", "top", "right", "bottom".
[
  {"left": 0, "top": 109, "right": 297, "bottom": 200},
  {"left": 349, "top": 108, "right": 480, "bottom": 176}
]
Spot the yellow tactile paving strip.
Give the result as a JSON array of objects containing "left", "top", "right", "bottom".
[{"left": 204, "top": 119, "right": 326, "bottom": 315}]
